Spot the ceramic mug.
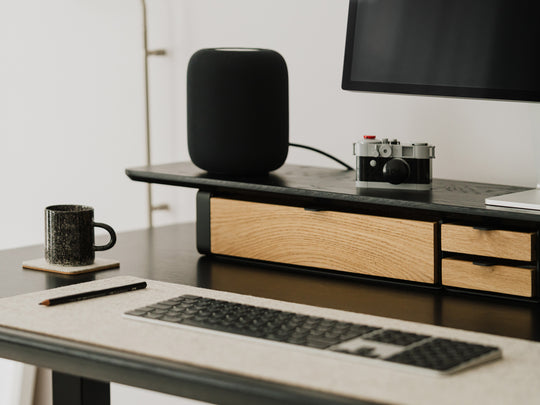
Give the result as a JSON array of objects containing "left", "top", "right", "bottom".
[{"left": 45, "top": 205, "right": 116, "bottom": 266}]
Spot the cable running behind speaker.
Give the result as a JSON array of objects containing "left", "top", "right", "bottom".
[{"left": 289, "top": 143, "right": 353, "bottom": 171}]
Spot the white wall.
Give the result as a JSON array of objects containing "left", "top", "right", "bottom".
[
  {"left": 1, "top": 0, "right": 190, "bottom": 252},
  {"left": 2, "top": 1, "right": 539, "bottom": 405},
  {"left": 0, "top": 359, "right": 35, "bottom": 405}
]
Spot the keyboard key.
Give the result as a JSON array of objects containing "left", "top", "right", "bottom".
[
  {"left": 365, "top": 329, "right": 430, "bottom": 346},
  {"left": 385, "top": 338, "right": 500, "bottom": 371}
]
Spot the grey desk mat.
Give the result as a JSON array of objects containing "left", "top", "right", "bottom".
[{"left": 0, "top": 276, "right": 538, "bottom": 404}]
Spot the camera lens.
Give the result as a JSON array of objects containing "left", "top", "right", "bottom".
[{"left": 382, "top": 158, "right": 410, "bottom": 185}]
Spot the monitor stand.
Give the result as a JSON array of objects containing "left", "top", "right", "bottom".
[{"left": 485, "top": 119, "right": 539, "bottom": 210}]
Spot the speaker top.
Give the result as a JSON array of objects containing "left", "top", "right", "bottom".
[
  {"left": 214, "top": 48, "right": 261, "bottom": 51},
  {"left": 188, "top": 47, "right": 287, "bottom": 68}
]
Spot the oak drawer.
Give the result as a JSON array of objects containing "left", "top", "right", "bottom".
[
  {"left": 441, "top": 224, "right": 535, "bottom": 261},
  {"left": 442, "top": 258, "right": 534, "bottom": 297},
  {"left": 210, "top": 198, "right": 436, "bottom": 283}
]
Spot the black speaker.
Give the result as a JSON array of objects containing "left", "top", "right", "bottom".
[{"left": 187, "top": 48, "right": 289, "bottom": 176}]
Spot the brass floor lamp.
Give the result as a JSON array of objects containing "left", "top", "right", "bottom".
[{"left": 141, "top": 0, "right": 169, "bottom": 227}]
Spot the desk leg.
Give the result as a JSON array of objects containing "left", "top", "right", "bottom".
[{"left": 52, "top": 371, "right": 110, "bottom": 405}]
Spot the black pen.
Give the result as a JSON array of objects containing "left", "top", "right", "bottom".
[{"left": 39, "top": 281, "right": 147, "bottom": 306}]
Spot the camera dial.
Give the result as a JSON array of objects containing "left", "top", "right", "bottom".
[
  {"left": 382, "top": 158, "right": 410, "bottom": 185},
  {"left": 378, "top": 144, "right": 393, "bottom": 158}
]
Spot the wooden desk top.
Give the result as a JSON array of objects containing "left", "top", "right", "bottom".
[
  {"left": 2, "top": 223, "right": 540, "bottom": 341},
  {"left": 2, "top": 223, "right": 540, "bottom": 404}
]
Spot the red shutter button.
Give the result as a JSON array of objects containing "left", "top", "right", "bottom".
[{"left": 363, "top": 135, "right": 376, "bottom": 139}]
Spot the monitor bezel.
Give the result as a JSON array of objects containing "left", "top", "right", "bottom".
[{"left": 341, "top": 0, "right": 540, "bottom": 102}]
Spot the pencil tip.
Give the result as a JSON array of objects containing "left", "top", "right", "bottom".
[{"left": 39, "top": 300, "right": 50, "bottom": 306}]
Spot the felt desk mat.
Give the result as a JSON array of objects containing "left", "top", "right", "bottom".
[{"left": 0, "top": 276, "right": 538, "bottom": 404}]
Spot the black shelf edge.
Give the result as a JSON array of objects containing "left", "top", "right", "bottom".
[{"left": 126, "top": 161, "right": 540, "bottom": 224}]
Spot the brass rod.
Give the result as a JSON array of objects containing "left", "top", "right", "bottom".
[{"left": 141, "top": 0, "right": 153, "bottom": 228}]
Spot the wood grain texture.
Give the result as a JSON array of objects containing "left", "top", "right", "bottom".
[
  {"left": 210, "top": 198, "right": 435, "bottom": 283},
  {"left": 441, "top": 224, "right": 535, "bottom": 261},
  {"left": 442, "top": 258, "right": 533, "bottom": 297}
]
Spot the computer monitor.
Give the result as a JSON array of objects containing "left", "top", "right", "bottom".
[{"left": 342, "top": 0, "right": 540, "bottom": 209}]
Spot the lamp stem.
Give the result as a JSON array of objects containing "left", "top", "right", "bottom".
[
  {"left": 141, "top": 0, "right": 169, "bottom": 227},
  {"left": 141, "top": 0, "right": 153, "bottom": 228}
]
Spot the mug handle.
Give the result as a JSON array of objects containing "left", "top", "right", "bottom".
[{"left": 93, "top": 222, "right": 117, "bottom": 251}]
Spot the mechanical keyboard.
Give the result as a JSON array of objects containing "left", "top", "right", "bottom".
[{"left": 124, "top": 294, "right": 502, "bottom": 375}]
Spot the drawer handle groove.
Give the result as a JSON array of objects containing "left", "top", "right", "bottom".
[
  {"left": 472, "top": 261, "right": 493, "bottom": 267},
  {"left": 472, "top": 225, "right": 497, "bottom": 231}
]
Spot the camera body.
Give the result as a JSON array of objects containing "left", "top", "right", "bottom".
[{"left": 353, "top": 136, "right": 435, "bottom": 190}]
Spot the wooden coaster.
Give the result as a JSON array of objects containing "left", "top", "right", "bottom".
[{"left": 22, "top": 258, "right": 120, "bottom": 275}]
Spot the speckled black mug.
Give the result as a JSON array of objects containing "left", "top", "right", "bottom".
[{"left": 45, "top": 205, "right": 116, "bottom": 266}]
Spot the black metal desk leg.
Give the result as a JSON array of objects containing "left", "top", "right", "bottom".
[{"left": 52, "top": 371, "right": 110, "bottom": 405}]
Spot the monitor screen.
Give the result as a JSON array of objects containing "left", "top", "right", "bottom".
[{"left": 342, "top": 0, "right": 540, "bottom": 101}]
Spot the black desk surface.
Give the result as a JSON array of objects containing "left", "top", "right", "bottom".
[
  {"left": 2, "top": 223, "right": 540, "bottom": 404},
  {"left": 126, "top": 161, "right": 540, "bottom": 223}
]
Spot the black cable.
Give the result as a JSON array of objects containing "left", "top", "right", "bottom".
[{"left": 289, "top": 143, "right": 354, "bottom": 171}]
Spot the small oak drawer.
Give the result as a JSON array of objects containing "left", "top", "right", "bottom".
[
  {"left": 441, "top": 224, "right": 536, "bottom": 261},
  {"left": 442, "top": 258, "right": 534, "bottom": 297},
  {"left": 210, "top": 197, "right": 436, "bottom": 283}
]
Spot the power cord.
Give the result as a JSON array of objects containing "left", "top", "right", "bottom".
[{"left": 289, "top": 143, "right": 353, "bottom": 171}]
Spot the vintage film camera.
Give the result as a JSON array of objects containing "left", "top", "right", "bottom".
[{"left": 353, "top": 136, "right": 435, "bottom": 190}]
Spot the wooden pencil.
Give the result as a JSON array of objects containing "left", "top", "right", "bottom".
[{"left": 39, "top": 281, "right": 147, "bottom": 306}]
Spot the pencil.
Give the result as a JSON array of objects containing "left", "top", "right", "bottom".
[{"left": 39, "top": 281, "right": 147, "bottom": 306}]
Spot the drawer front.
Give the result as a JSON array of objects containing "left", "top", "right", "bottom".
[
  {"left": 210, "top": 198, "right": 436, "bottom": 283},
  {"left": 442, "top": 258, "right": 533, "bottom": 297},
  {"left": 441, "top": 224, "right": 535, "bottom": 261}
]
